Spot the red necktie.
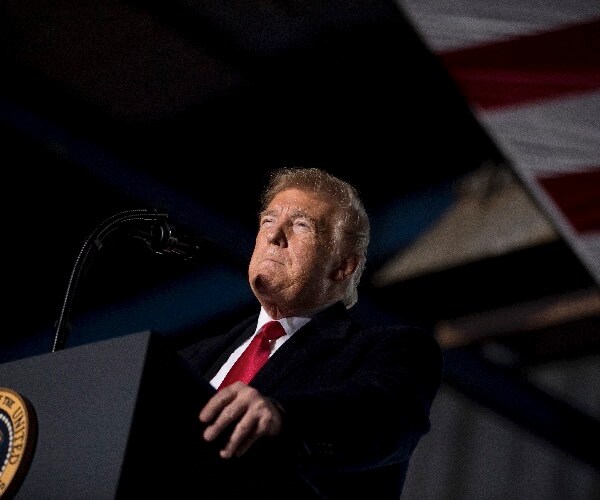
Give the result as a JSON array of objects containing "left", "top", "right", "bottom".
[{"left": 218, "top": 321, "right": 286, "bottom": 390}]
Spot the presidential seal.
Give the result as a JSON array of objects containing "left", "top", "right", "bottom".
[{"left": 0, "top": 388, "right": 37, "bottom": 498}]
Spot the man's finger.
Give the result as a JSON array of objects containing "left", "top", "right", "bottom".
[
  {"left": 199, "top": 385, "right": 237, "bottom": 423},
  {"left": 220, "top": 414, "right": 259, "bottom": 458},
  {"left": 203, "top": 399, "right": 247, "bottom": 442}
]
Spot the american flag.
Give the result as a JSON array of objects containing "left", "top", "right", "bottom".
[{"left": 395, "top": 0, "right": 600, "bottom": 285}]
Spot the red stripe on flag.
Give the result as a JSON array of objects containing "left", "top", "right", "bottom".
[
  {"left": 439, "top": 19, "right": 600, "bottom": 110},
  {"left": 536, "top": 168, "right": 600, "bottom": 233}
]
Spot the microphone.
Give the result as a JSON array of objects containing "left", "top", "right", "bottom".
[
  {"left": 51, "top": 209, "right": 207, "bottom": 352},
  {"left": 129, "top": 219, "right": 205, "bottom": 261}
]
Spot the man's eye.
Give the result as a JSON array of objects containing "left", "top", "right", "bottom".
[
  {"left": 261, "top": 218, "right": 274, "bottom": 226},
  {"left": 294, "top": 220, "right": 310, "bottom": 229}
]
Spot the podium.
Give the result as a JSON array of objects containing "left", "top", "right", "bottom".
[{"left": 0, "top": 331, "right": 216, "bottom": 499}]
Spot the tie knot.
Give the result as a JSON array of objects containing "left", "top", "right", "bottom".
[{"left": 261, "top": 321, "right": 286, "bottom": 341}]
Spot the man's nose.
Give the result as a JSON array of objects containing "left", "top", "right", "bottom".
[{"left": 267, "top": 222, "right": 287, "bottom": 246}]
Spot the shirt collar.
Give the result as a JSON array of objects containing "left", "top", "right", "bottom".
[{"left": 256, "top": 302, "right": 335, "bottom": 336}]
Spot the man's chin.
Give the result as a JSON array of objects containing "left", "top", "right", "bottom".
[{"left": 251, "top": 274, "right": 278, "bottom": 297}]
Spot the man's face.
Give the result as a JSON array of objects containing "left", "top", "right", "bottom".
[{"left": 248, "top": 188, "right": 342, "bottom": 317}]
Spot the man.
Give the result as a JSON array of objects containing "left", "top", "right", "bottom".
[{"left": 180, "top": 167, "right": 442, "bottom": 498}]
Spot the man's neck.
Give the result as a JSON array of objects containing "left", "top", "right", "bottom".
[{"left": 260, "top": 300, "right": 338, "bottom": 321}]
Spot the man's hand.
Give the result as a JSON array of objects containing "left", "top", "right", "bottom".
[{"left": 199, "top": 382, "right": 283, "bottom": 459}]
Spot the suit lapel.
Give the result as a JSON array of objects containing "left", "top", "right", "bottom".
[{"left": 252, "top": 302, "right": 354, "bottom": 392}]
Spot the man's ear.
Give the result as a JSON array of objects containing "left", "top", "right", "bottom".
[{"left": 332, "top": 254, "right": 360, "bottom": 282}]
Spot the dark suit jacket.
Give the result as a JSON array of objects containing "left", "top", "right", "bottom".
[{"left": 179, "top": 301, "right": 443, "bottom": 499}]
